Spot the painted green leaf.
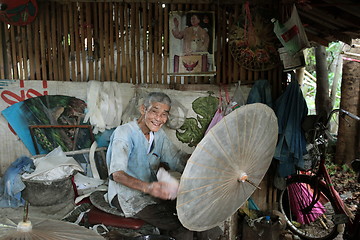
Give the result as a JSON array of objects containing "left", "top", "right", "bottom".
[{"left": 176, "top": 95, "right": 218, "bottom": 147}]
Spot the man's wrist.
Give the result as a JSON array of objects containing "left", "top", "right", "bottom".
[{"left": 144, "top": 183, "right": 153, "bottom": 194}]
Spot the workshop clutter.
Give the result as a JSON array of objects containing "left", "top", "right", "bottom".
[{"left": 240, "top": 210, "right": 290, "bottom": 240}]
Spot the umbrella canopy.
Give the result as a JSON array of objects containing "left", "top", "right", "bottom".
[
  {"left": 176, "top": 103, "right": 278, "bottom": 231},
  {"left": 0, "top": 217, "right": 104, "bottom": 240}
]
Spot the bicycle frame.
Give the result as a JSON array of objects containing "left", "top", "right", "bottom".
[
  {"left": 311, "top": 154, "right": 350, "bottom": 224},
  {"left": 299, "top": 108, "right": 360, "bottom": 238}
]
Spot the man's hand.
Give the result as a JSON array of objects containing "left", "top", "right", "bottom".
[
  {"left": 146, "top": 181, "right": 172, "bottom": 200},
  {"left": 110, "top": 171, "right": 174, "bottom": 200}
]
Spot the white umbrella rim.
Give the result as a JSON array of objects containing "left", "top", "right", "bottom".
[
  {"left": 0, "top": 217, "right": 104, "bottom": 240},
  {"left": 176, "top": 103, "right": 278, "bottom": 231}
]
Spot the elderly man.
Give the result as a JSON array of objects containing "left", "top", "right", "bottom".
[{"left": 106, "top": 91, "right": 222, "bottom": 239}]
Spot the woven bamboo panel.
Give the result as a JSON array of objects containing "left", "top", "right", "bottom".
[{"left": 0, "top": 1, "right": 284, "bottom": 94}]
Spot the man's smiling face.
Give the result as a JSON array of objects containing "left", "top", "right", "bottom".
[{"left": 143, "top": 102, "right": 170, "bottom": 132}]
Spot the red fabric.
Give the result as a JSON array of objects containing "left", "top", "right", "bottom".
[
  {"left": 87, "top": 207, "right": 145, "bottom": 230},
  {"left": 0, "top": 0, "right": 38, "bottom": 26}
]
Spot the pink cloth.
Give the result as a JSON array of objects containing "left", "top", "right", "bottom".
[
  {"left": 205, "top": 108, "right": 223, "bottom": 135},
  {"left": 288, "top": 182, "right": 326, "bottom": 224}
]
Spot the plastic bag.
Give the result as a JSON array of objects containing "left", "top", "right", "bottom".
[
  {"left": 0, "top": 156, "right": 34, "bottom": 207},
  {"left": 273, "top": 5, "right": 310, "bottom": 55},
  {"left": 167, "top": 98, "right": 188, "bottom": 130},
  {"left": 224, "top": 82, "right": 246, "bottom": 115},
  {"left": 121, "top": 89, "right": 141, "bottom": 124}
]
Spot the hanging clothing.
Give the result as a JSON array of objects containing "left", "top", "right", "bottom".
[
  {"left": 274, "top": 74, "right": 308, "bottom": 177},
  {"left": 246, "top": 79, "right": 273, "bottom": 108}
]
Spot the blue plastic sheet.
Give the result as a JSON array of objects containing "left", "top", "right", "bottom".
[{"left": 0, "top": 156, "right": 34, "bottom": 207}]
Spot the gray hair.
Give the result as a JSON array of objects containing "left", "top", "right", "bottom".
[{"left": 143, "top": 92, "right": 172, "bottom": 109}]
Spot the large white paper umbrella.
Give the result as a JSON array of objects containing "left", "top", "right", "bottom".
[
  {"left": 176, "top": 103, "right": 278, "bottom": 231},
  {"left": 0, "top": 217, "right": 105, "bottom": 240}
]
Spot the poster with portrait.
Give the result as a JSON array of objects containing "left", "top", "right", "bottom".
[{"left": 169, "top": 11, "right": 215, "bottom": 76}]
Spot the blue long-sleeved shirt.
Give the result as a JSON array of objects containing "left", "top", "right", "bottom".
[{"left": 106, "top": 120, "right": 187, "bottom": 217}]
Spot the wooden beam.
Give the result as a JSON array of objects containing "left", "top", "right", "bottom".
[{"left": 322, "top": 0, "right": 360, "bottom": 18}]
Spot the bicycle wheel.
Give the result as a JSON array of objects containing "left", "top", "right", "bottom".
[{"left": 279, "top": 175, "right": 343, "bottom": 240}]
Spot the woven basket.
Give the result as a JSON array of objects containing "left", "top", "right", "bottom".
[{"left": 228, "top": 12, "right": 280, "bottom": 71}]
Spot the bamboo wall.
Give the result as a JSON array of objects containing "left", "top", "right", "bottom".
[{"left": 0, "top": 1, "right": 284, "bottom": 97}]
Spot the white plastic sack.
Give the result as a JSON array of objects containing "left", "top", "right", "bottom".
[
  {"left": 84, "top": 81, "right": 123, "bottom": 134},
  {"left": 22, "top": 146, "right": 83, "bottom": 181},
  {"left": 273, "top": 5, "right": 310, "bottom": 55}
]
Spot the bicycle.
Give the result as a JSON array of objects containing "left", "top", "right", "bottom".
[{"left": 278, "top": 108, "right": 360, "bottom": 240}]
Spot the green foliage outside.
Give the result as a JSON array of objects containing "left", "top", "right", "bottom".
[{"left": 302, "top": 42, "right": 343, "bottom": 113}]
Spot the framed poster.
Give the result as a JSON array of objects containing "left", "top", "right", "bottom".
[{"left": 169, "top": 11, "right": 216, "bottom": 76}]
